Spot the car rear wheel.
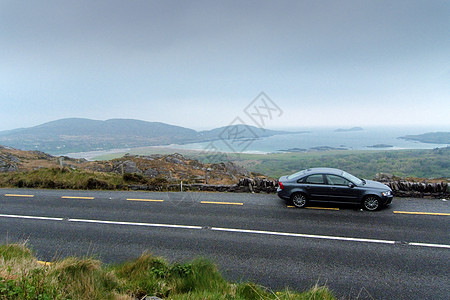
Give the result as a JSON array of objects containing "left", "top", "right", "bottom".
[
  {"left": 363, "top": 196, "right": 380, "bottom": 211},
  {"left": 291, "top": 193, "right": 308, "bottom": 208}
]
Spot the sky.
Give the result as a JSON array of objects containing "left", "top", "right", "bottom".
[{"left": 1, "top": 0, "right": 449, "bottom": 131}]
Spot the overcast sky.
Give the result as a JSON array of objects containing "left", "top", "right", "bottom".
[{"left": 1, "top": 0, "right": 449, "bottom": 131}]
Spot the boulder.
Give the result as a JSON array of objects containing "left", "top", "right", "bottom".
[
  {"left": 116, "top": 160, "right": 142, "bottom": 174},
  {"left": 144, "top": 168, "right": 159, "bottom": 177}
]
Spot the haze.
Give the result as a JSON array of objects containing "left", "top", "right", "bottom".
[{"left": 1, "top": 0, "right": 449, "bottom": 131}]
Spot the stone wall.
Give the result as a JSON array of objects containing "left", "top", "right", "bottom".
[
  {"left": 129, "top": 174, "right": 449, "bottom": 199},
  {"left": 128, "top": 178, "right": 278, "bottom": 193},
  {"left": 375, "top": 173, "right": 449, "bottom": 198}
]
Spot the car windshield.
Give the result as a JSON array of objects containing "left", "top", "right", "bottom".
[
  {"left": 287, "top": 170, "right": 306, "bottom": 180},
  {"left": 341, "top": 171, "right": 364, "bottom": 185}
]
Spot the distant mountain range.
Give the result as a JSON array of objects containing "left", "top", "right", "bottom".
[{"left": 0, "top": 118, "right": 292, "bottom": 154}]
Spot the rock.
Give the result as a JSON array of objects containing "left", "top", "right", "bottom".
[
  {"left": 222, "top": 162, "right": 250, "bottom": 177},
  {"left": 139, "top": 156, "right": 155, "bottom": 161},
  {"left": 0, "top": 155, "right": 19, "bottom": 172},
  {"left": 30, "top": 151, "right": 53, "bottom": 160},
  {"left": 6, "top": 154, "right": 20, "bottom": 163},
  {"left": 165, "top": 156, "right": 185, "bottom": 165},
  {"left": 141, "top": 296, "right": 163, "bottom": 300},
  {"left": 374, "top": 173, "right": 394, "bottom": 181},
  {"left": 144, "top": 168, "right": 159, "bottom": 177},
  {"left": 116, "top": 160, "right": 142, "bottom": 174}
]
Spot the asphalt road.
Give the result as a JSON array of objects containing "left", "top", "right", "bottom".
[{"left": 0, "top": 188, "right": 449, "bottom": 299}]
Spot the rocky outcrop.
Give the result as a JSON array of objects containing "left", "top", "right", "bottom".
[
  {"left": 0, "top": 154, "right": 19, "bottom": 172},
  {"left": 0, "top": 146, "right": 258, "bottom": 186},
  {"left": 116, "top": 160, "right": 142, "bottom": 174}
]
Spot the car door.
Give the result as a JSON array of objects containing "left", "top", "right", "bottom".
[
  {"left": 302, "top": 174, "right": 329, "bottom": 200},
  {"left": 324, "top": 174, "right": 359, "bottom": 202}
]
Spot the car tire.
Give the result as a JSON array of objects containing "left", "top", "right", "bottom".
[
  {"left": 363, "top": 195, "right": 380, "bottom": 211},
  {"left": 291, "top": 193, "right": 308, "bottom": 208}
]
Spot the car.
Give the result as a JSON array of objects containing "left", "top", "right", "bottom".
[{"left": 277, "top": 167, "right": 393, "bottom": 211}]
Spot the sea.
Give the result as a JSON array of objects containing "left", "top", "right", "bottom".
[
  {"left": 66, "top": 126, "right": 449, "bottom": 160},
  {"left": 166, "top": 126, "right": 449, "bottom": 154}
]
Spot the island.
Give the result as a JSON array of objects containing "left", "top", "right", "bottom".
[
  {"left": 399, "top": 132, "right": 450, "bottom": 144},
  {"left": 367, "top": 144, "right": 394, "bottom": 148},
  {"left": 334, "top": 127, "right": 363, "bottom": 132},
  {"left": 277, "top": 147, "right": 307, "bottom": 152},
  {"left": 309, "top": 146, "right": 348, "bottom": 151}
]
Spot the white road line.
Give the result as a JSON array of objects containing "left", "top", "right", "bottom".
[
  {"left": 0, "top": 214, "right": 63, "bottom": 221},
  {"left": 68, "top": 218, "right": 202, "bottom": 230},
  {"left": 211, "top": 227, "right": 396, "bottom": 244},
  {"left": 408, "top": 242, "right": 450, "bottom": 249},
  {"left": 1, "top": 213, "right": 449, "bottom": 249}
]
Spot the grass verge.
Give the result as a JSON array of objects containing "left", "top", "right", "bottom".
[
  {"left": 0, "top": 168, "right": 171, "bottom": 191},
  {"left": 0, "top": 243, "right": 335, "bottom": 299}
]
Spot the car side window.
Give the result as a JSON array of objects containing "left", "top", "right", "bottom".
[
  {"left": 305, "top": 174, "right": 325, "bottom": 184},
  {"left": 326, "top": 174, "right": 350, "bottom": 186}
]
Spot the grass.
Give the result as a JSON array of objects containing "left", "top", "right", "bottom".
[
  {"left": 0, "top": 243, "right": 336, "bottom": 299},
  {"left": 0, "top": 168, "right": 172, "bottom": 191}
]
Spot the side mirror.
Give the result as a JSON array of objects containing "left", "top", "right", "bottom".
[{"left": 348, "top": 183, "right": 355, "bottom": 188}]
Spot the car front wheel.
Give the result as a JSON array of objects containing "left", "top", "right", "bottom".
[
  {"left": 363, "top": 196, "right": 380, "bottom": 211},
  {"left": 291, "top": 193, "right": 308, "bottom": 208}
]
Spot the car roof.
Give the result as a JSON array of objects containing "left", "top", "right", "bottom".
[{"left": 303, "top": 168, "right": 344, "bottom": 176}]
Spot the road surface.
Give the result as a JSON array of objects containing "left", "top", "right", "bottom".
[{"left": 0, "top": 188, "right": 449, "bottom": 299}]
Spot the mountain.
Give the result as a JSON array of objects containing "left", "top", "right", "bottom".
[
  {"left": 0, "top": 118, "right": 291, "bottom": 154},
  {"left": 198, "top": 124, "right": 288, "bottom": 141}
]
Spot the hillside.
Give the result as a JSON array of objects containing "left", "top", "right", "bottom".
[
  {"left": 0, "top": 145, "right": 253, "bottom": 186},
  {"left": 0, "top": 118, "right": 291, "bottom": 154}
]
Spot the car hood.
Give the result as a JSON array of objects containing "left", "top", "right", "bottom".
[{"left": 363, "top": 180, "right": 391, "bottom": 190}]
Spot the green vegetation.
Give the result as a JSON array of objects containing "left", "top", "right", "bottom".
[
  {"left": 231, "top": 148, "right": 450, "bottom": 179},
  {"left": 95, "top": 148, "right": 450, "bottom": 180},
  {"left": 0, "top": 168, "right": 123, "bottom": 190},
  {"left": 92, "top": 147, "right": 450, "bottom": 180},
  {"left": 0, "top": 243, "right": 335, "bottom": 299},
  {"left": 0, "top": 168, "right": 170, "bottom": 190}
]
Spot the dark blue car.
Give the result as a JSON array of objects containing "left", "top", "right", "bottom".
[{"left": 277, "top": 168, "right": 393, "bottom": 211}]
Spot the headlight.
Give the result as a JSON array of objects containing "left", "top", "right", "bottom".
[{"left": 381, "top": 191, "right": 392, "bottom": 196}]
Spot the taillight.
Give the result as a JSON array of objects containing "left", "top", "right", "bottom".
[{"left": 279, "top": 182, "right": 284, "bottom": 189}]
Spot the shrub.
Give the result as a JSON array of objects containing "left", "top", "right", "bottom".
[{"left": 123, "top": 173, "right": 147, "bottom": 184}]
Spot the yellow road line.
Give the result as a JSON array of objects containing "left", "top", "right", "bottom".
[
  {"left": 394, "top": 211, "right": 450, "bottom": 216},
  {"left": 307, "top": 207, "right": 340, "bottom": 211},
  {"left": 127, "top": 198, "right": 164, "bottom": 202},
  {"left": 61, "top": 196, "right": 95, "bottom": 200},
  {"left": 287, "top": 205, "right": 295, "bottom": 208},
  {"left": 201, "top": 201, "right": 243, "bottom": 206},
  {"left": 5, "top": 194, "right": 34, "bottom": 198}
]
